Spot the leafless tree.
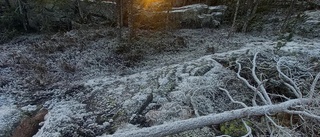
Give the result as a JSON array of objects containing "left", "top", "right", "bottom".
[
  {"left": 116, "top": 0, "right": 123, "bottom": 45},
  {"left": 17, "top": 0, "right": 28, "bottom": 31},
  {"left": 127, "top": 0, "right": 136, "bottom": 42},
  {"left": 280, "top": 0, "right": 297, "bottom": 33},
  {"left": 228, "top": 0, "right": 240, "bottom": 38},
  {"left": 242, "top": 0, "right": 260, "bottom": 33}
]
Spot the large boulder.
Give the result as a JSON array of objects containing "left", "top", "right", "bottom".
[
  {"left": 83, "top": 1, "right": 116, "bottom": 25},
  {"left": 26, "top": 0, "right": 76, "bottom": 31},
  {"left": 34, "top": 101, "right": 110, "bottom": 137},
  {"left": 308, "top": 0, "right": 320, "bottom": 6},
  {"left": 23, "top": 0, "right": 116, "bottom": 31},
  {"left": 170, "top": 4, "right": 227, "bottom": 28},
  {"left": 138, "top": 4, "right": 227, "bottom": 29}
]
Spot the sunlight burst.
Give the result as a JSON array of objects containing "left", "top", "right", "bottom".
[{"left": 141, "top": 0, "right": 166, "bottom": 10}]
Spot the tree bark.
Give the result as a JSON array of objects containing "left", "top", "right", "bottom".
[
  {"left": 17, "top": 0, "right": 28, "bottom": 31},
  {"left": 128, "top": 0, "right": 135, "bottom": 43},
  {"left": 116, "top": 0, "right": 123, "bottom": 45},
  {"left": 242, "top": 0, "right": 260, "bottom": 33},
  {"left": 228, "top": 0, "right": 240, "bottom": 38},
  {"left": 280, "top": 0, "right": 297, "bottom": 33}
]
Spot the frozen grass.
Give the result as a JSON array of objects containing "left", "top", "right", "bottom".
[{"left": 0, "top": 20, "right": 319, "bottom": 136}]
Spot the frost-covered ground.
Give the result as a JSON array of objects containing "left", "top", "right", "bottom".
[{"left": 0, "top": 10, "right": 320, "bottom": 137}]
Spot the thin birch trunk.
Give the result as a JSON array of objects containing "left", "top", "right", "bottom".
[
  {"left": 228, "top": 0, "right": 240, "bottom": 38},
  {"left": 242, "top": 0, "right": 260, "bottom": 33},
  {"left": 280, "top": 0, "right": 297, "bottom": 33},
  {"left": 116, "top": 0, "right": 122, "bottom": 45}
]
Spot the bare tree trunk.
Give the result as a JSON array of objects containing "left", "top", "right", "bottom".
[
  {"left": 280, "top": 0, "right": 297, "bottom": 33},
  {"left": 241, "top": 0, "right": 253, "bottom": 32},
  {"left": 116, "top": 0, "right": 123, "bottom": 45},
  {"left": 228, "top": 0, "right": 240, "bottom": 38},
  {"left": 76, "top": 0, "right": 84, "bottom": 21},
  {"left": 128, "top": 0, "right": 135, "bottom": 43},
  {"left": 242, "top": 0, "right": 260, "bottom": 33},
  {"left": 206, "top": 0, "right": 210, "bottom": 5},
  {"left": 166, "top": 0, "right": 172, "bottom": 31},
  {"left": 17, "top": 0, "right": 28, "bottom": 31},
  {"left": 120, "top": 0, "right": 123, "bottom": 27}
]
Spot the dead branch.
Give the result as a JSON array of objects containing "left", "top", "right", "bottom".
[
  {"left": 309, "top": 72, "right": 320, "bottom": 98},
  {"left": 101, "top": 52, "right": 320, "bottom": 137},
  {"left": 242, "top": 0, "right": 260, "bottom": 33},
  {"left": 101, "top": 98, "right": 316, "bottom": 137},
  {"left": 276, "top": 58, "right": 302, "bottom": 98},
  {"left": 228, "top": 0, "right": 240, "bottom": 38}
]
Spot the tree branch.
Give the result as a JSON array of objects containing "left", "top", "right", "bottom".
[
  {"left": 285, "top": 110, "right": 320, "bottom": 121},
  {"left": 219, "top": 87, "right": 248, "bottom": 108},
  {"left": 242, "top": 119, "right": 253, "bottom": 137},
  {"left": 276, "top": 59, "right": 302, "bottom": 98},
  {"left": 309, "top": 72, "right": 320, "bottom": 98},
  {"left": 236, "top": 59, "right": 268, "bottom": 105},
  {"left": 101, "top": 98, "right": 314, "bottom": 137},
  {"left": 252, "top": 52, "right": 272, "bottom": 104}
]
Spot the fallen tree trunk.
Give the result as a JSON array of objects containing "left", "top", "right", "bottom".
[{"left": 101, "top": 98, "right": 316, "bottom": 137}]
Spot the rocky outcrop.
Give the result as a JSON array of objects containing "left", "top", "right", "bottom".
[
  {"left": 12, "top": 0, "right": 117, "bottom": 31},
  {"left": 2, "top": 38, "right": 320, "bottom": 136},
  {"left": 296, "top": 10, "right": 320, "bottom": 37},
  {"left": 3, "top": 0, "right": 225, "bottom": 32},
  {"left": 82, "top": 1, "right": 116, "bottom": 25},
  {"left": 170, "top": 4, "right": 227, "bottom": 28},
  {"left": 137, "top": 4, "right": 227, "bottom": 29},
  {"left": 308, "top": 0, "right": 320, "bottom": 6},
  {"left": 34, "top": 101, "right": 110, "bottom": 137},
  {"left": 26, "top": 0, "right": 76, "bottom": 31},
  {"left": 19, "top": 51, "right": 251, "bottom": 137}
]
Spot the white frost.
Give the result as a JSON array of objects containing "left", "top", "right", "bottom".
[
  {"left": 0, "top": 105, "right": 22, "bottom": 137},
  {"left": 34, "top": 101, "right": 88, "bottom": 137}
]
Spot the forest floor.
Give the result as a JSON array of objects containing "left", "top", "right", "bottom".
[{"left": 1, "top": 18, "right": 320, "bottom": 136}]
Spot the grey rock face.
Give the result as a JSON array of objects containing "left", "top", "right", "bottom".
[
  {"left": 170, "top": 4, "right": 227, "bottom": 28},
  {"left": 137, "top": 3, "right": 227, "bottom": 29},
  {"left": 296, "top": 10, "right": 320, "bottom": 37},
  {"left": 308, "top": 0, "right": 320, "bottom": 6},
  {"left": 85, "top": 1, "right": 116, "bottom": 25},
  {"left": 24, "top": 0, "right": 116, "bottom": 31}
]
